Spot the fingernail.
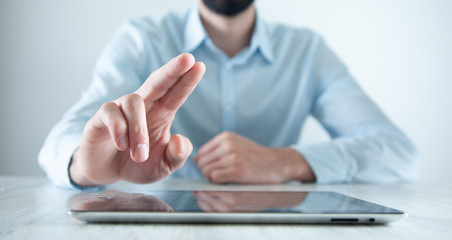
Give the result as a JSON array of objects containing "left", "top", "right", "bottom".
[
  {"left": 135, "top": 144, "right": 148, "bottom": 162},
  {"left": 179, "top": 138, "right": 187, "bottom": 156},
  {"left": 119, "top": 135, "right": 129, "bottom": 150}
]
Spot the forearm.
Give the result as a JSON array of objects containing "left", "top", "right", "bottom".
[{"left": 294, "top": 127, "right": 419, "bottom": 183}]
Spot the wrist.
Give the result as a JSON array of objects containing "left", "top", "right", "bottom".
[
  {"left": 273, "top": 148, "right": 316, "bottom": 183},
  {"left": 69, "top": 149, "right": 100, "bottom": 187}
]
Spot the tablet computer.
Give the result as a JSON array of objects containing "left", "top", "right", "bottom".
[{"left": 68, "top": 190, "right": 406, "bottom": 224}]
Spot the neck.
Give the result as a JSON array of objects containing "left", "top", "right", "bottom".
[{"left": 198, "top": 0, "right": 256, "bottom": 58}]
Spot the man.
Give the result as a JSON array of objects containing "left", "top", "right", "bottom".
[{"left": 39, "top": 0, "right": 418, "bottom": 188}]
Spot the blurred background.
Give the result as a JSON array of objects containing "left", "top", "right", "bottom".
[{"left": 1, "top": 0, "right": 451, "bottom": 184}]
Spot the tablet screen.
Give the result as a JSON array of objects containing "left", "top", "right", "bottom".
[{"left": 69, "top": 190, "right": 403, "bottom": 214}]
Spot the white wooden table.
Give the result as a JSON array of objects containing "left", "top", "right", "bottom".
[{"left": 1, "top": 176, "right": 451, "bottom": 240}]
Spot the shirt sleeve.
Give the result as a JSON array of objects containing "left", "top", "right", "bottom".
[
  {"left": 38, "top": 20, "right": 147, "bottom": 189},
  {"left": 291, "top": 37, "right": 419, "bottom": 184}
]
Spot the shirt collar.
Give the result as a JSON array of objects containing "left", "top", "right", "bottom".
[
  {"left": 249, "top": 12, "right": 274, "bottom": 63},
  {"left": 183, "top": 6, "right": 207, "bottom": 54},
  {"left": 183, "top": 5, "right": 274, "bottom": 63}
]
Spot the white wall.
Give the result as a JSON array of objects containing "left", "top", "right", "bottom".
[{"left": 1, "top": 0, "right": 451, "bottom": 184}]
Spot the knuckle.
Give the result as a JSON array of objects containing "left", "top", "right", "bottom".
[
  {"left": 222, "top": 131, "right": 232, "bottom": 138},
  {"left": 129, "top": 93, "right": 143, "bottom": 101},
  {"left": 97, "top": 102, "right": 120, "bottom": 129},
  {"left": 100, "top": 101, "right": 116, "bottom": 110},
  {"left": 201, "top": 169, "right": 210, "bottom": 179},
  {"left": 168, "top": 90, "right": 186, "bottom": 103},
  {"left": 222, "top": 132, "right": 237, "bottom": 141},
  {"left": 99, "top": 102, "right": 117, "bottom": 117},
  {"left": 224, "top": 142, "right": 234, "bottom": 151},
  {"left": 122, "top": 93, "right": 143, "bottom": 106},
  {"left": 179, "top": 77, "right": 198, "bottom": 90},
  {"left": 230, "top": 152, "right": 239, "bottom": 161},
  {"left": 152, "top": 83, "right": 168, "bottom": 95},
  {"left": 210, "top": 171, "right": 221, "bottom": 184},
  {"left": 132, "top": 126, "right": 145, "bottom": 136}
]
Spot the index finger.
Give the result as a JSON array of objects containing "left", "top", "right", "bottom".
[{"left": 135, "top": 53, "right": 195, "bottom": 105}]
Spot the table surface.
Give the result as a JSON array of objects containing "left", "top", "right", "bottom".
[{"left": 1, "top": 176, "right": 451, "bottom": 240}]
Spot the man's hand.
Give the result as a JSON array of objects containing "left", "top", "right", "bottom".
[
  {"left": 70, "top": 53, "right": 206, "bottom": 186},
  {"left": 194, "top": 132, "right": 316, "bottom": 184}
]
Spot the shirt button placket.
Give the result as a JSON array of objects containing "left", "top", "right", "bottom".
[{"left": 221, "top": 61, "right": 236, "bottom": 132}]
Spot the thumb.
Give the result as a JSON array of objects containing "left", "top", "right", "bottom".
[{"left": 165, "top": 134, "right": 193, "bottom": 170}]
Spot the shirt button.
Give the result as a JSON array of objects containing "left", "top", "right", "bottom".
[
  {"left": 226, "top": 106, "right": 232, "bottom": 112},
  {"left": 225, "top": 63, "right": 232, "bottom": 70}
]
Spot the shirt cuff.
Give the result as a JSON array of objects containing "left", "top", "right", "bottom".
[
  {"left": 291, "top": 143, "right": 348, "bottom": 183},
  {"left": 46, "top": 134, "right": 82, "bottom": 189},
  {"left": 47, "top": 134, "right": 102, "bottom": 191}
]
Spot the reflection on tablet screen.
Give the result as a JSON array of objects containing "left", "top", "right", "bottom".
[{"left": 69, "top": 190, "right": 403, "bottom": 214}]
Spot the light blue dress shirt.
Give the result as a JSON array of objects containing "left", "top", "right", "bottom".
[{"left": 38, "top": 6, "right": 419, "bottom": 189}]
